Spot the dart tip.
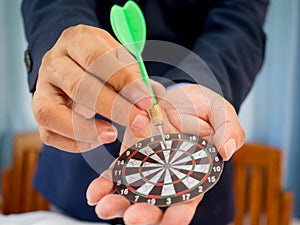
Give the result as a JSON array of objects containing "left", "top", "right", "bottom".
[{"left": 157, "top": 125, "right": 166, "bottom": 145}]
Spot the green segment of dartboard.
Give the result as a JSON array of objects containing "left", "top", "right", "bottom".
[
  {"left": 112, "top": 133, "right": 224, "bottom": 207},
  {"left": 110, "top": 1, "right": 157, "bottom": 105}
]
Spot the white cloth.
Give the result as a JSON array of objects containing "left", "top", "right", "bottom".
[{"left": 0, "top": 211, "right": 109, "bottom": 225}]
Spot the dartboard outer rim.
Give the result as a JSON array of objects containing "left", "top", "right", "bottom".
[{"left": 112, "top": 133, "right": 224, "bottom": 207}]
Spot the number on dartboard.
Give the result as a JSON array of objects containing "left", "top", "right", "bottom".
[
  {"left": 120, "top": 189, "right": 128, "bottom": 195},
  {"left": 114, "top": 170, "right": 121, "bottom": 176},
  {"left": 189, "top": 136, "right": 197, "bottom": 141},
  {"left": 135, "top": 142, "right": 142, "bottom": 148},
  {"left": 213, "top": 166, "right": 221, "bottom": 172},
  {"left": 198, "top": 186, "right": 203, "bottom": 193},
  {"left": 208, "top": 176, "right": 216, "bottom": 183},
  {"left": 117, "top": 180, "right": 122, "bottom": 186},
  {"left": 117, "top": 160, "right": 124, "bottom": 166},
  {"left": 147, "top": 199, "right": 156, "bottom": 205},
  {"left": 166, "top": 198, "right": 172, "bottom": 205},
  {"left": 126, "top": 151, "right": 130, "bottom": 156},
  {"left": 134, "top": 195, "right": 139, "bottom": 202},
  {"left": 209, "top": 147, "right": 216, "bottom": 153},
  {"left": 165, "top": 134, "right": 170, "bottom": 139},
  {"left": 182, "top": 193, "right": 190, "bottom": 201},
  {"left": 215, "top": 156, "right": 220, "bottom": 162}
]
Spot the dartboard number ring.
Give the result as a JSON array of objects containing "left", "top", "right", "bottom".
[{"left": 112, "top": 133, "right": 223, "bottom": 207}]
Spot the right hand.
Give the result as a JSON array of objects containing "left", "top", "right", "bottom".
[{"left": 33, "top": 24, "right": 154, "bottom": 152}]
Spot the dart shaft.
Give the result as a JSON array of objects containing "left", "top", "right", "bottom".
[
  {"left": 136, "top": 54, "right": 157, "bottom": 105},
  {"left": 136, "top": 54, "right": 165, "bottom": 143}
]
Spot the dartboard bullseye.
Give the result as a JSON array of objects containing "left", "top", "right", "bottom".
[{"left": 112, "top": 133, "right": 223, "bottom": 207}]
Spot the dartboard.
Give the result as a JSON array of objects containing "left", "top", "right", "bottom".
[{"left": 112, "top": 133, "right": 223, "bottom": 207}]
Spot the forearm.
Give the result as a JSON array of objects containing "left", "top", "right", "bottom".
[{"left": 21, "top": 0, "right": 100, "bottom": 93}]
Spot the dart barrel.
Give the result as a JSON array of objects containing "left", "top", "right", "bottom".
[{"left": 149, "top": 104, "right": 163, "bottom": 126}]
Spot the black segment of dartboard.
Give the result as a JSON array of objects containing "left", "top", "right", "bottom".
[{"left": 112, "top": 133, "right": 223, "bottom": 207}]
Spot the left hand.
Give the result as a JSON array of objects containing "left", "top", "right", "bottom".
[{"left": 86, "top": 84, "right": 245, "bottom": 225}]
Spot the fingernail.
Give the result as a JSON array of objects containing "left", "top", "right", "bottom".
[
  {"left": 99, "top": 129, "right": 117, "bottom": 143},
  {"left": 131, "top": 114, "right": 149, "bottom": 128},
  {"left": 87, "top": 200, "right": 97, "bottom": 206},
  {"left": 224, "top": 138, "right": 236, "bottom": 159}
]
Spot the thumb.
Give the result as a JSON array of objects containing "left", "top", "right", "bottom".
[{"left": 211, "top": 102, "right": 245, "bottom": 161}]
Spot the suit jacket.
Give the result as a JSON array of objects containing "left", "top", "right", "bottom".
[{"left": 21, "top": 0, "right": 269, "bottom": 224}]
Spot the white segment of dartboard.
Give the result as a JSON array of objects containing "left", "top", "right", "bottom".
[
  {"left": 169, "top": 168, "right": 187, "bottom": 180},
  {"left": 182, "top": 176, "right": 200, "bottom": 189},
  {"left": 124, "top": 172, "right": 143, "bottom": 185},
  {"left": 139, "top": 146, "right": 153, "bottom": 156},
  {"left": 179, "top": 141, "right": 195, "bottom": 151},
  {"left": 141, "top": 167, "right": 163, "bottom": 177},
  {"left": 166, "top": 140, "right": 172, "bottom": 149},
  {"left": 171, "top": 155, "right": 192, "bottom": 166},
  {"left": 163, "top": 149, "right": 171, "bottom": 163},
  {"left": 191, "top": 149, "right": 208, "bottom": 160},
  {"left": 127, "top": 158, "right": 143, "bottom": 168},
  {"left": 172, "top": 164, "right": 194, "bottom": 171},
  {"left": 147, "top": 169, "right": 165, "bottom": 184},
  {"left": 171, "top": 164, "right": 210, "bottom": 173},
  {"left": 194, "top": 164, "right": 211, "bottom": 173},
  {"left": 164, "top": 169, "right": 173, "bottom": 184},
  {"left": 143, "top": 161, "right": 163, "bottom": 167},
  {"left": 169, "top": 150, "right": 186, "bottom": 164},
  {"left": 135, "top": 182, "right": 156, "bottom": 196},
  {"left": 161, "top": 183, "right": 176, "bottom": 197}
]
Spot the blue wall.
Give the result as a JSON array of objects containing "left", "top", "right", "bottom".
[{"left": 0, "top": 0, "right": 37, "bottom": 170}]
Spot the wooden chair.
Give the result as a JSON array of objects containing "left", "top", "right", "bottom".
[
  {"left": 1, "top": 132, "right": 50, "bottom": 214},
  {"left": 232, "top": 143, "right": 293, "bottom": 225}
]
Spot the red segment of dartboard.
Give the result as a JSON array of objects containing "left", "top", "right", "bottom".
[{"left": 112, "top": 133, "right": 223, "bottom": 207}]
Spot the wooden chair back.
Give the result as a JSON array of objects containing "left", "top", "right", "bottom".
[
  {"left": 233, "top": 143, "right": 293, "bottom": 225},
  {"left": 1, "top": 132, "right": 49, "bottom": 214}
]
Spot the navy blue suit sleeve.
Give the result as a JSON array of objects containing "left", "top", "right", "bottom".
[
  {"left": 21, "top": 0, "right": 100, "bottom": 93},
  {"left": 163, "top": 0, "right": 269, "bottom": 111}
]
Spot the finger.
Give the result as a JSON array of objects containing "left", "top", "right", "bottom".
[
  {"left": 86, "top": 175, "right": 115, "bottom": 206},
  {"left": 161, "top": 195, "right": 203, "bottom": 225},
  {"left": 40, "top": 55, "right": 150, "bottom": 129},
  {"left": 57, "top": 25, "right": 152, "bottom": 109},
  {"left": 38, "top": 127, "right": 102, "bottom": 152},
  {"left": 95, "top": 194, "right": 131, "bottom": 220},
  {"left": 209, "top": 100, "right": 245, "bottom": 161},
  {"left": 123, "top": 203, "right": 163, "bottom": 225},
  {"left": 33, "top": 91, "right": 117, "bottom": 144},
  {"left": 162, "top": 99, "right": 213, "bottom": 137},
  {"left": 73, "top": 102, "right": 95, "bottom": 119}
]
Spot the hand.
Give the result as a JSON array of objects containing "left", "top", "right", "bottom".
[
  {"left": 86, "top": 84, "right": 245, "bottom": 225},
  {"left": 33, "top": 24, "right": 154, "bottom": 152}
]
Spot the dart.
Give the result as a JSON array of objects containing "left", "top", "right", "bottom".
[{"left": 110, "top": 1, "right": 166, "bottom": 144}]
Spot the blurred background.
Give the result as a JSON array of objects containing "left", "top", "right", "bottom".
[{"left": 0, "top": 0, "right": 299, "bottom": 223}]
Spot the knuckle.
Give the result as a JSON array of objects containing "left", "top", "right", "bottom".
[
  {"left": 39, "top": 50, "right": 56, "bottom": 76},
  {"left": 61, "top": 24, "right": 86, "bottom": 39},
  {"left": 84, "top": 50, "right": 103, "bottom": 67},
  {"left": 33, "top": 103, "right": 53, "bottom": 128}
]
